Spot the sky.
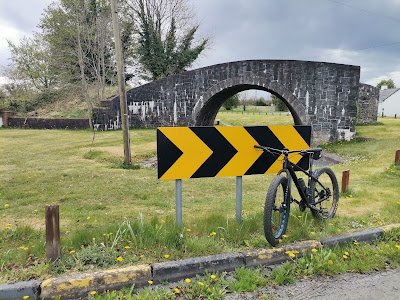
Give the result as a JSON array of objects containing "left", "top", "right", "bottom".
[{"left": 1, "top": 0, "right": 400, "bottom": 89}]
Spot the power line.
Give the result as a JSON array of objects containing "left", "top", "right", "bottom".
[{"left": 326, "top": 0, "right": 400, "bottom": 23}]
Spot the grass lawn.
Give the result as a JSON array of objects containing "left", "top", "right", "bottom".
[{"left": 0, "top": 117, "right": 399, "bottom": 283}]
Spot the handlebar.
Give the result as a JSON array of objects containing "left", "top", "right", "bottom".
[{"left": 254, "top": 145, "right": 322, "bottom": 157}]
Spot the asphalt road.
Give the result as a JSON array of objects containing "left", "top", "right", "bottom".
[{"left": 224, "top": 268, "right": 400, "bottom": 300}]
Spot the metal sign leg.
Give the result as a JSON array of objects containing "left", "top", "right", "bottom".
[
  {"left": 175, "top": 179, "right": 182, "bottom": 227},
  {"left": 236, "top": 176, "right": 242, "bottom": 223}
]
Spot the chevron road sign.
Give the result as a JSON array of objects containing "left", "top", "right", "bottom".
[{"left": 157, "top": 125, "right": 311, "bottom": 180}]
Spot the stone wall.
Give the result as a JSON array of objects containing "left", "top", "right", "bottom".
[
  {"left": 357, "top": 83, "right": 379, "bottom": 124},
  {"left": 7, "top": 117, "right": 90, "bottom": 130},
  {"left": 94, "top": 60, "right": 361, "bottom": 143}
]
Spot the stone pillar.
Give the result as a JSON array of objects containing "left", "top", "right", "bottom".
[{"left": 1, "top": 111, "right": 12, "bottom": 127}]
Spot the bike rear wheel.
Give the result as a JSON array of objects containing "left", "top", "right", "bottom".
[
  {"left": 264, "top": 175, "right": 290, "bottom": 247},
  {"left": 310, "top": 167, "right": 339, "bottom": 219}
]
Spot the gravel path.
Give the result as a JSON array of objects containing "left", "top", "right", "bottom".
[{"left": 224, "top": 268, "right": 400, "bottom": 300}]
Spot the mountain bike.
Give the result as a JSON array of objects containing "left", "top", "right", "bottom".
[{"left": 254, "top": 145, "right": 339, "bottom": 247}]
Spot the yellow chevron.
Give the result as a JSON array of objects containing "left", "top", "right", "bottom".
[
  {"left": 215, "top": 127, "right": 263, "bottom": 177},
  {"left": 266, "top": 126, "right": 310, "bottom": 173},
  {"left": 158, "top": 127, "right": 212, "bottom": 180}
]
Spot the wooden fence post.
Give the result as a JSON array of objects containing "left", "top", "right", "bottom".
[
  {"left": 342, "top": 170, "right": 350, "bottom": 194},
  {"left": 395, "top": 150, "right": 400, "bottom": 166},
  {"left": 46, "top": 205, "right": 60, "bottom": 262}
]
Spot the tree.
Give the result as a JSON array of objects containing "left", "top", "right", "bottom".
[
  {"left": 377, "top": 79, "right": 396, "bottom": 90},
  {"left": 132, "top": 0, "right": 209, "bottom": 80},
  {"left": 7, "top": 35, "right": 57, "bottom": 92},
  {"left": 271, "top": 94, "right": 288, "bottom": 112},
  {"left": 223, "top": 94, "right": 240, "bottom": 110},
  {"left": 39, "top": 0, "right": 118, "bottom": 127}
]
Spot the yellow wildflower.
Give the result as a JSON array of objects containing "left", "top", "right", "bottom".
[
  {"left": 198, "top": 282, "right": 204, "bottom": 286},
  {"left": 4, "top": 204, "right": 9, "bottom": 207},
  {"left": 283, "top": 235, "right": 288, "bottom": 238},
  {"left": 174, "top": 288, "right": 179, "bottom": 293},
  {"left": 185, "top": 278, "right": 191, "bottom": 283},
  {"left": 210, "top": 275, "right": 216, "bottom": 279},
  {"left": 125, "top": 246, "right": 130, "bottom": 249},
  {"left": 117, "top": 256, "right": 123, "bottom": 262},
  {"left": 87, "top": 216, "right": 91, "bottom": 220},
  {"left": 343, "top": 255, "right": 348, "bottom": 259},
  {"left": 69, "top": 250, "right": 75, "bottom": 254},
  {"left": 91, "top": 291, "right": 96, "bottom": 295},
  {"left": 164, "top": 254, "right": 170, "bottom": 258},
  {"left": 186, "top": 228, "right": 191, "bottom": 232},
  {"left": 148, "top": 280, "right": 153, "bottom": 285},
  {"left": 220, "top": 238, "right": 225, "bottom": 241},
  {"left": 23, "top": 297, "right": 29, "bottom": 299},
  {"left": 311, "top": 249, "right": 317, "bottom": 252},
  {"left": 311, "top": 232, "right": 315, "bottom": 235}
]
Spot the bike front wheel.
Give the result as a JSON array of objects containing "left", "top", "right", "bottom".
[
  {"left": 264, "top": 175, "right": 290, "bottom": 247},
  {"left": 310, "top": 167, "right": 339, "bottom": 219}
]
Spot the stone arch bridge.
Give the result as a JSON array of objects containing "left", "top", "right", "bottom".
[{"left": 93, "top": 60, "right": 378, "bottom": 144}]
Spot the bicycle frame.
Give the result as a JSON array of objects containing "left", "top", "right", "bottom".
[{"left": 255, "top": 145, "right": 331, "bottom": 213}]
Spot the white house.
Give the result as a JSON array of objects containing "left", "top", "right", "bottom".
[{"left": 378, "top": 88, "right": 400, "bottom": 117}]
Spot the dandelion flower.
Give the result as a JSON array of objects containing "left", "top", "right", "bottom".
[
  {"left": 343, "top": 255, "right": 348, "bottom": 259},
  {"left": 34, "top": 209, "right": 38, "bottom": 212},
  {"left": 4, "top": 204, "right": 9, "bottom": 207},
  {"left": 164, "top": 254, "right": 169, "bottom": 258},
  {"left": 91, "top": 291, "right": 96, "bottom": 295},
  {"left": 283, "top": 235, "right": 288, "bottom": 238},
  {"left": 198, "top": 282, "right": 204, "bottom": 286},
  {"left": 5, "top": 227, "right": 10, "bottom": 230},
  {"left": 174, "top": 288, "right": 179, "bottom": 293},
  {"left": 220, "top": 238, "right": 224, "bottom": 241},
  {"left": 298, "top": 216, "right": 302, "bottom": 218},
  {"left": 328, "top": 260, "right": 333, "bottom": 265},
  {"left": 87, "top": 216, "right": 91, "bottom": 220},
  {"left": 23, "top": 297, "right": 29, "bottom": 299},
  {"left": 354, "top": 241, "right": 358, "bottom": 245},
  {"left": 311, "top": 232, "right": 315, "bottom": 235},
  {"left": 140, "top": 255, "right": 144, "bottom": 258},
  {"left": 148, "top": 281, "right": 153, "bottom": 285},
  {"left": 117, "top": 256, "right": 123, "bottom": 262},
  {"left": 210, "top": 275, "right": 216, "bottom": 279},
  {"left": 161, "top": 220, "right": 165, "bottom": 223},
  {"left": 395, "top": 245, "right": 400, "bottom": 249},
  {"left": 278, "top": 239, "right": 282, "bottom": 243},
  {"left": 186, "top": 228, "right": 191, "bottom": 232},
  {"left": 125, "top": 246, "right": 130, "bottom": 249},
  {"left": 289, "top": 253, "right": 295, "bottom": 257},
  {"left": 69, "top": 250, "right": 75, "bottom": 254},
  {"left": 185, "top": 278, "right": 191, "bottom": 283},
  {"left": 311, "top": 249, "right": 317, "bottom": 252},
  {"left": 344, "top": 251, "right": 349, "bottom": 256}
]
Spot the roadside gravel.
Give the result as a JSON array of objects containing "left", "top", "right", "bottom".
[{"left": 224, "top": 267, "right": 400, "bottom": 300}]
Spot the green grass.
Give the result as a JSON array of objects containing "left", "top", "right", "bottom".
[
  {"left": 0, "top": 117, "right": 399, "bottom": 283},
  {"left": 91, "top": 228, "right": 400, "bottom": 299}
]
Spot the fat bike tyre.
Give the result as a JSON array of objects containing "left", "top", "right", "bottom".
[
  {"left": 264, "top": 175, "right": 290, "bottom": 247},
  {"left": 310, "top": 167, "right": 339, "bottom": 219}
]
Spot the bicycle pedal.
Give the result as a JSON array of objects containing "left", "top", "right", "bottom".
[{"left": 299, "top": 200, "right": 307, "bottom": 212}]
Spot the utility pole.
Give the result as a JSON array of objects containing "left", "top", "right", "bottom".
[{"left": 111, "top": 0, "right": 131, "bottom": 165}]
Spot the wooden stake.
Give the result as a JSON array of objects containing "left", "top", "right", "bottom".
[
  {"left": 341, "top": 170, "right": 350, "bottom": 194},
  {"left": 395, "top": 150, "right": 400, "bottom": 166},
  {"left": 46, "top": 205, "right": 60, "bottom": 262}
]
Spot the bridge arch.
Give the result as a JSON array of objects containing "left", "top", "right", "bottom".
[
  {"left": 94, "top": 60, "right": 362, "bottom": 143},
  {"left": 193, "top": 76, "right": 310, "bottom": 126}
]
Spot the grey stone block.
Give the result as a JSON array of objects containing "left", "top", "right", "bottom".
[
  {"left": 320, "top": 228, "right": 384, "bottom": 247},
  {"left": 152, "top": 252, "right": 245, "bottom": 283},
  {"left": 0, "top": 280, "right": 41, "bottom": 300}
]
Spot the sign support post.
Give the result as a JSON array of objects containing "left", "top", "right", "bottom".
[
  {"left": 236, "top": 176, "right": 242, "bottom": 223},
  {"left": 175, "top": 179, "right": 183, "bottom": 227}
]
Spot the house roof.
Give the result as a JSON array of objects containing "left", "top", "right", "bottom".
[{"left": 379, "top": 88, "right": 400, "bottom": 102}]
